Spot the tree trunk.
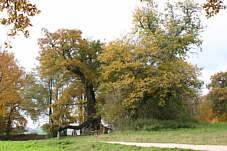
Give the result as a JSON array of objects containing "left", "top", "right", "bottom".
[
  {"left": 58, "top": 117, "right": 100, "bottom": 132},
  {"left": 62, "top": 67, "right": 101, "bottom": 135},
  {"left": 84, "top": 80, "right": 101, "bottom": 130},
  {"left": 69, "top": 66, "right": 97, "bottom": 121},
  {"left": 5, "top": 107, "right": 13, "bottom": 140},
  {"left": 48, "top": 78, "right": 54, "bottom": 137},
  {"left": 48, "top": 78, "right": 53, "bottom": 123},
  {"left": 85, "top": 81, "right": 96, "bottom": 118}
]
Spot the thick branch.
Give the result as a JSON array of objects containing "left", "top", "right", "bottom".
[
  {"left": 58, "top": 117, "right": 100, "bottom": 131},
  {"left": 69, "top": 66, "right": 84, "bottom": 78}
]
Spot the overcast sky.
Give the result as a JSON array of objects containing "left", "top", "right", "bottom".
[
  {"left": 189, "top": 8, "right": 227, "bottom": 94},
  {"left": 1, "top": 0, "right": 227, "bottom": 96}
]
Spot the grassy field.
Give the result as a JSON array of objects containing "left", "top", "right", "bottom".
[
  {"left": 0, "top": 140, "right": 194, "bottom": 151},
  {"left": 89, "top": 122, "right": 227, "bottom": 145},
  {"left": 0, "top": 122, "right": 226, "bottom": 151}
]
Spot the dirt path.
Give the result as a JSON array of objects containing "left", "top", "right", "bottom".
[{"left": 105, "top": 141, "right": 227, "bottom": 151}]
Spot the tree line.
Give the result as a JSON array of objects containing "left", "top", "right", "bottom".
[{"left": 0, "top": 0, "right": 227, "bottom": 139}]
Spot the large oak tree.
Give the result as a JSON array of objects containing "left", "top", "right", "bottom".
[{"left": 38, "top": 29, "right": 102, "bottom": 137}]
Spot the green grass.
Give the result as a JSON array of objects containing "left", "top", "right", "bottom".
[
  {"left": 0, "top": 141, "right": 62, "bottom": 151},
  {"left": 0, "top": 122, "right": 227, "bottom": 151},
  {"left": 89, "top": 122, "right": 227, "bottom": 145},
  {"left": 0, "top": 139, "right": 195, "bottom": 151}
]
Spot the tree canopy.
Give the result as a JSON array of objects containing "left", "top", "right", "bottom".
[
  {"left": 0, "top": 50, "right": 26, "bottom": 139},
  {"left": 38, "top": 29, "right": 103, "bottom": 138},
  {"left": 98, "top": 0, "right": 203, "bottom": 124}
]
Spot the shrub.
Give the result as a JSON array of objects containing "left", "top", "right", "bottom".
[
  {"left": 41, "top": 123, "right": 58, "bottom": 137},
  {"left": 118, "top": 118, "right": 198, "bottom": 131}
]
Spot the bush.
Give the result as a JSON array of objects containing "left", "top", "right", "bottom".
[
  {"left": 41, "top": 123, "right": 58, "bottom": 137},
  {"left": 118, "top": 118, "right": 198, "bottom": 131}
]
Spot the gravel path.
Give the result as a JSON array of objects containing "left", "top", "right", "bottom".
[{"left": 105, "top": 141, "right": 227, "bottom": 151}]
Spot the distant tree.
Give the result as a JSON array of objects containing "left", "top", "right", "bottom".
[
  {"left": 37, "top": 45, "right": 70, "bottom": 138},
  {"left": 22, "top": 72, "right": 50, "bottom": 124},
  {"left": 36, "top": 53, "right": 63, "bottom": 137},
  {"left": 195, "top": 96, "right": 214, "bottom": 122},
  {"left": 207, "top": 71, "right": 227, "bottom": 121}
]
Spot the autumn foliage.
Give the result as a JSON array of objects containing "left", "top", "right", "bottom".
[
  {"left": 0, "top": 50, "right": 26, "bottom": 139},
  {"left": 35, "top": 0, "right": 205, "bottom": 136},
  {"left": 0, "top": 0, "right": 40, "bottom": 37},
  {"left": 98, "top": 0, "right": 203, "bottom": 125},
  {"left": 1, "top": 0, "right": 226, "bottom": 139},
  {"left": 206, "top": 72, "right": 227, "bottom": 122},
  {"left": 203, "top": 0, "right": 226, "bottom": 18}
]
